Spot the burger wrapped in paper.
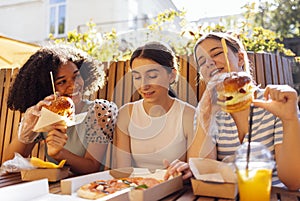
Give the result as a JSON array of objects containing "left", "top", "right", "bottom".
[
  {"left": 216, "top": 72, "right": 256, "bottom": 113},
  {"left": 33, "top": 96, "right": 76, "bottom": 132},
  {"left": 43, "top": 96, "right": 75, "bottom": 121}
]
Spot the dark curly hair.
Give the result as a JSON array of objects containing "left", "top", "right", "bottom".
[{"left": 7, "top": 44, "right": 105, "bottom": 113}]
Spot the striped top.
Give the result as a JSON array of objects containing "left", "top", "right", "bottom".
[{"left": 211, "top": 89, "right": 300, "bottom": 188}]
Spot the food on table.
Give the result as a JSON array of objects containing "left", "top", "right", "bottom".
[
  {"left": 77, "top": 177, "right": 163, "bottom": 200},
  {"left": 216, "top": 72, "right": 256, "bottom": 113},
  {"left": 30, "top": 157, "right": 66, "bottom": 169},
  {"left": 44, "top": 96, "right": 75, "bottom": 121}
]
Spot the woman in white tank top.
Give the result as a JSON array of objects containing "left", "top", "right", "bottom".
[{"left": 113, "top": 41, "right": 195, "bottom": 180}]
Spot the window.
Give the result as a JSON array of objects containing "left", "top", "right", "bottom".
[{"left": 49, "top": 0, "right": 66, "bottom": 37}]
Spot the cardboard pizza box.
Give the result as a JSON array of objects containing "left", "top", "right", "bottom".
[
  {"left": 0, "top": 178, "right": 76, "bottom": 201},
  {"left": 0, "top": 179, "right": 49, "bottom": 201},
  {"left": 189, "top": 158, "right": 238, "bottom": 199},
  {"left": 21, "top": 167, "right": 70, "bottom": 182},
  {"left": 60, "top": 167, "right": 183, "bottom": 201}
]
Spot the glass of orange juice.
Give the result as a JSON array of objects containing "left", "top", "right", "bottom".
[{"left": 234, "top": 142, "right": 274, "bottom": 201}]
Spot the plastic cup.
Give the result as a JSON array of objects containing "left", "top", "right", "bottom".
[{"left": 234, "top": 142, "right": 275, "bottom": 201}]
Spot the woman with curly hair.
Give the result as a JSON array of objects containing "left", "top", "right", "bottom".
[{"left": 4, "top": 44, "right": 118, "bottom": 175}]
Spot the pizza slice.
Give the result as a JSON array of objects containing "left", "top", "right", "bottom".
[{"left": 77, "top": 177, "right": 163, "bottom": 200}]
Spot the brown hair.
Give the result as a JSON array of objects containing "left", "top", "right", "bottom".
[
  {"left": 130, "top": 41, "right": 179, "bottom": 97},
  {"left": 194, "top": 32, "right": 252, "bottom": 77}
]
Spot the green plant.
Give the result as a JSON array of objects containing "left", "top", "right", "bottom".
[
  {"left": 50, "top": 8, "right": 296, "bottom": 61},
  {"left": 49, "top": 20, "right": 132, "bottom": 62},
  {"left": 239, "top": 27, "right": 295, "bottom": 56}
]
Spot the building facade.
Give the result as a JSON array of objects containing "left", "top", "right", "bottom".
[{"left": 0, "top": 0, "right": 177, "bottom": 43}]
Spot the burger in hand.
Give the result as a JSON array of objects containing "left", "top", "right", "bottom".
[
  {"left": 215, "top": 72, "right": 256, "bottom": 113},
  {"left": 44, "top": 96, "right": 75, "bottom": 121}
]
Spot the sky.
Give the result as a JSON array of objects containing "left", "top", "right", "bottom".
[{"left": 171, "top": 0, "right": 269, "bottom": 21}]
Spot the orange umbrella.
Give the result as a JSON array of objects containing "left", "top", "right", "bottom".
[{"left": 0, "top": 35, "right": 40, "bottom": 68}]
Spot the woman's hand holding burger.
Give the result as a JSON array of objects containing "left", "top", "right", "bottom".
[
  {"left": 39, "top": 95, "right": 75, "bottom": 157},
  {"left": 18, "top": 94, "right": 75, "bottom": 147},
  {"left": 46, "top": 122, "right": 68, "bottom": 157},
  {"left": 196, "top": 72, "right": 257, "bottom": 135},
  {"left": 18, "top": 95, "right": 56, "bottom": 144}
]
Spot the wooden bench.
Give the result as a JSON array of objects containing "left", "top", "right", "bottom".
[
  {"left": 0, "top": 53, "right": 294, "bottom": 164},
  {"left": 248, "top": 52, "right": 294, "bottom": 87}
]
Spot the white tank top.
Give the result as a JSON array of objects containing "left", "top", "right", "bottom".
[{"left": 129, "top": 98, "right": 187, "bottom": 169}]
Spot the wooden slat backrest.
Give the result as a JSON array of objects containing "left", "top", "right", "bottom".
[
  {"left": 170, "top": 55, "right": 199, "bottom": 106},
  {"left": 263, "top": 53, "right": 274, "bottom": 85},
  {"left": 0, "top": 69, "right": 5, "bottom": 111},
  {"left": 114, "top": 61, "right": 128, "bottom": 107},
  {"left": 275, "top": 53, "right": 286, "bottom": 84},
  {"left": 177, "top": 55, "right": 189, "bottom": 103},
  {"left": 106, "top": 62, "right": 116, "bottom": 102},
  {"left": 123, "top": 61, "right": 136, "bottom": 104},
  {"left": 282, "top": 56, "right": 294, "bottom": 85},
  {"left": 0, "top": 68, "right": 11, "bottom": 163},
  {"left": 96, "top": 61, "right": 141, "bottom": 108},
  {"left": 254, "top": 53, "right": 267, "bottom": 87},
  {"left": 269, "top": 53, "right": 279, "bottom": 84},
  {"left": 0, "top": 68, "right": 23, "bottom": 163},
  {"left": 0, "top": 53, "right": 295, "bottom": 165},
  {"left": 186, "top": 55, "right": 199, "bottom": 106},
  {"left": 2, "top": 87, "right": 23, "bottom": 163},
  {"left": 247, "top": 52, "right": 257, "bottom": 83},
  {"left": 0, "top": 68, "right": 46, "bottom": 163},
  {"left": 30, "top": 139, "right": 46, "bottom": 161}
]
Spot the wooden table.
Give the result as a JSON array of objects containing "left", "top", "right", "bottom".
[{"left": 1, "top": 173, "right": 300, "bottom": 201}]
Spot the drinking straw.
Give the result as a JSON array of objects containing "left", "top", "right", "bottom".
[
  {"left": 50, "top": 71, "right": 57, "bottom": 100},
  {"left": 246, "top": 104, "right": 254, "bottom": 172},
  {"left": 221, "top": 38, "right": 231, "bottom": 73}
]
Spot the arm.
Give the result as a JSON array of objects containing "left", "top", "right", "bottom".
[
  {"left": 3, "top": 139, "right": 36, "bottom": 161},
  {"left": 165, "top": 104, "right": 195, "bottom": 180},
  {"left": 113, "top": 126, "right": 132, "bottom": 168},
  {"left": 48, "top": 99, "right": 118, "bottom": 174},
  {"left": 47, "top": 121, "right": 110, "bottom": 174},
  {"left": 188, "top": 84, "right": 219, "bottom": 159},
  {"left": 165, "top": 102, "right": 218, "bottom": 180},
  {"left": 184, "top": 105, "right": 196, "bottom": 159},
  {"left": 253, "top": 85, "right": 300, "bottom": 190},
  {"left": 112, "top": 104, "right": 132, "bottom": 168},
  {"left": 188, "top": 103, "right": 217, "bottom": 160},
  {"left": 3, "top": 95, "right": 55, "bottom": 162},
  {"left": 50, "top": 143, "right": 106, "bottom": 174}
]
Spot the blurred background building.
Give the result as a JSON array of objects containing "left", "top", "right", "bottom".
[{"left": 0, "top": 0, "right": 178, "bottom": 43}]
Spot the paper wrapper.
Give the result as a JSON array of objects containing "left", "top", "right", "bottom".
[
  {"left": 189, "top": 158, "right": 236, "bottom": 183},
  {"left": 33, "top": 107, "right": 87, "bottom": 132},
  {"left": 189, "top": 158, "right": 238, "bottom": 199}
]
